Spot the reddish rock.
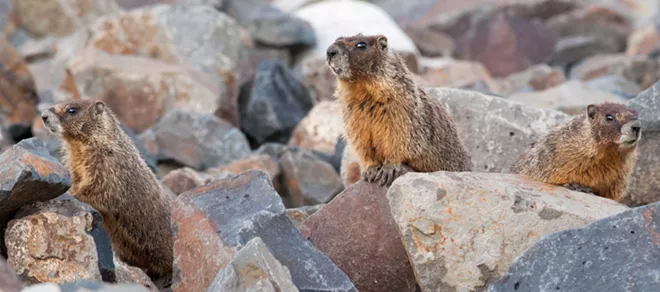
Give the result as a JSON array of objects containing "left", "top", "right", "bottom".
[
  {"left": 417, "top": 58, "right": 500, "bottom": 92},
  {"left": 0, "top": 34, "right": 38, "bottom": 139},
  {"left": 11, "top": 0, "right": 120, "bottom": 38},
  {"left": 299, "top": 181, "right": 417, "bottom": 292},
  {"left": 457, "top": 10, "right": 557, "bottom": 77},
  {"left": 494, "top": 64, "right": 566, "bottom": 95},
  {"left": 403, "top": 25, "right": 455, "bottom": 57},
  {"left": 340, "top": 145, "right": 361, "bottom": 188},
  {"left": 627, "top": 26, "right": 660, "bottom": 56},
  {"left": 172, "top": 169, "right": 356, "bottom": 292},
  {"left": 0, "top": 257, "right": 22, "bottom": 292},
  {"left": 206, "top": 154, "right": 280, "bottom": 189},
  {"left": 289, "top": 100, "right": 344, "bottom": 154},
  {"left": 569, "top": 54, "right": 660, "bottom": 89},
  {"left": 161, "top": 167, "right": 208, "bottom": 196},
  {"left": 280, "top": 150, "right": 343, "bottom": 208},
  {"left": 114, "top": 255, "right": 158, "bottom": 291},
  {"left": 64, "top": 48, "right": 221, "bottom": 134},
  {"left": 6, "top": 200, "right": 101, "bottom": 285}
]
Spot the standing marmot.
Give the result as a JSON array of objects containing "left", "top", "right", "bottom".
[
  {"left": 326, "top": 33, "right": 472, "bottom": 187},
  {"left": 510, "top": 102, "right": 641, "bottom": 202},
  {"left": 41, "top": 100, "right": 172, "bottom": 281}
]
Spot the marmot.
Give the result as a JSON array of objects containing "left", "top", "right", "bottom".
[
  {"left": 326, "top": 33, "right": 472, "bottom": 187},
  {"left": 510, "top": 102, "right": 641, "bottom": 202},
  {"left": 41, "top": 100, "right": 173, "bottom": 281}
]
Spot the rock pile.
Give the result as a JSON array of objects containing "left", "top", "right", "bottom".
[{"left": 0, "top": 0, "right": 658, "bottom": 291}]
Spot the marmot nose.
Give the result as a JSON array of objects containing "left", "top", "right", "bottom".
[
  {"left": 632, "top": 125, "right": 641, "bottom": 136},
  {"left": 327, "top": 47, "right": 338, "bottom": 59},
  {"left": 41, "top": 114, "right": 48, "bottom": 123}
]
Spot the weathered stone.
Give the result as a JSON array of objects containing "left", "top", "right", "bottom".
[
  {"left": 289, "top": 100, "right": 344, "bottom": 154},
  {"left": 240, "top": 60, "right": 314, "bottom": 145},
  {"left": 508, "top": 80, "right": 625, "bottom": 115},
  {"left": 456, "top": 9, "right": 557, "bottom": 77},
  {"left": 339, "top": 144, "right": 361, "bottom": 188},
  {"left": 10, "top": 0, "right": 120, "bottom": 38},
  {"left": 23, "top": 280, "right": 153, "bottom": 292},
  {"left": 294, "top": 0, "right": 420, "bottom": 75},
  {"left": 298, "top": 58, "right": 337, "bottom": 103},
  {"left": 300, "top": 181, "right": 417, "bottom": 292},
  {"left": 0, "top": 34, "right": 38, "bottom": 141},
  {"left": 6, "top": 200, "right": 101, "bottom": 285},
  {"left": 280, "top": 149, "right": 343, "bottom": 207},
  {"left": 388, "top": 171, "right": 629, "bottom": 292},
  {"left": 225, "top": 0, "right": 316, "bottom": 49},
  {"left": 172, "top": 169, "right": 356, "bottom": 292},
  {"left": 206, "top": 237, "right": 298, "bottom": 292},
  {"left": 624, "top": 82, "right": 660, "bottom": 206},
  {"left": 626, "top": 25, "right": 660, "bottom": 56},
  {"left": 586, "top": 75, "right": 642, "bottom": 99},
  {"left": 161, "top": 167, "right": 208, "bottom": 196},
  {"left": 490, "top": 201, "right": 660, "bottom": 292},
  {"left": 403, "top": 25, "right": 455, "bottom": 57},
  {"left": 114, "top": 255, "right": 158, "bottom": 291},
  {"left": 0, "top": 257, "right": 22, "bottom": 292},
  {"left": 286, "top": 205, "right": 325, "bottom": 228},
  {"left": 416, "top": 58, "right": 500, "bottom": 92},
  {"left": 253, "top": 142, "right": 341, "bottom": 173},
  {"left": 428, "top": 87, "right": 571, "bottom": 173},
  {"left": 87, "top": 4, "right": 243, "bottom": 126},
  {"left": 63, "top": 48, "right": 221, "bottom": 134},
  {"left": 493, "top": 64, "right": 566, "bottom": 96},
  {"left": 237, "top": 46, "right": 291, "bottom": 88},
  {"left": 206, "top": 155, "right": 280, "bottom": 190},
  {"left": 138, "top": 110, "right": 251, "bottom": 170},
  {"left": 0, "top": 138, "right": 71, "bottom": 249},
  {"left": 569, "top": 54, "right": 660, "bottom": 89}
]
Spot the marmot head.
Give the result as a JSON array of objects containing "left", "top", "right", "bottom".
[
  {"left": 326, "top": 33, "right": 389, "bottom": 80},
  {"left": 586, "top": 102, "right": 641, "bottom": 151},
  {"left": 41, "top": 100, "right": 110, "bottom": 141}
]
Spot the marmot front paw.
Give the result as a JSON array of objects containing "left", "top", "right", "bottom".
[
  {"left": 363, "top": 163, "right": 411, "bottom": 187},
  {"left": 562, "top": 183, "right": 594, "bottom": 194}
]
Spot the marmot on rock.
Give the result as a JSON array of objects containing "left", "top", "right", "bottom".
[
  {"left": 510, "top": 102, "right": 641, "bottom": 202},
  {"left": 41, "top": 100, "right": 173, "bottom": 281},
  {"left": 326, "top": 33, "right": 472, "bottom": 187}
]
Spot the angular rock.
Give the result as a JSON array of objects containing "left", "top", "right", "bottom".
[
  {"left": 24, "top": 280, "right": 152, "bottom": 292},
  {"left": 87, "top": 4, "right": 243, "bottom": 126},
  {"left": 428, "top": 87, "right": 571, "bottom": 173},
  {"left": 626, "top": 25, "right": 660, "bottom": 56},
  {"left": 253, "top": 142, "right": 341, "bottom": 172},
  {"left": 114, "top": 255, "right": 158, "bottom": 291},
  {"left": 493, "top": 64, "right": 566, "bottom": 96},
  {"left": 456, "top": 9, "right": 557, "bottom": 77},
  {"left": 489, "top": 201, "right": 660, "bottom": 292},
  {"left": 205, "top": 155, "right": 280, "bottom": 190},
  {"left": 299, "top": 181, "right": 417, "bottom": 292},
  {"left": 206, "top": 237, "right": 298, "bottom": 292},
  {"left": 294, "top": 0, "right": 420, "bottom": 74},
  {"left": 624, "top": 82, "right": 660, "bottom": 206},
  {"left": 508, "top": 80, "right": 625, "bottom": 115},
  {"left": 237, "top": 46, "right": 291, "bottom": 88},
  {"left": 0, "top": 138, "right": 71, "bottom": 248},
  {"left": 138, "top": 110, "right": 251, "bottom": 170},
  {"left": 10, "top": 0, "right": 120, "bottom": 38},
  {"left": 298, "top": 58, "right": 337, "bottom": 103},
  {"left": 161, "top": 167, "right": 209, "bottom": 196},
  {"left": 417, "top": 58, "right": 500, "bottom": 92},
  {"left": 0, "top": 257, "right": 22, "bottom": 292},
  {"left": 547, "top": 7, "right": 630, "bottom": 68},
  {"left": 172, "top": 169, "right": 356, "bottom": 292},
  {"left": 586, "top": 75, "right": 642, "bottom": 99},
  {"left": 240, "top": 60, "right": 314, "bottom": 145},
  {"left": 225, "top": 0, "right": 316, "bottom": 49},
  {"left": 289, "top": 100, "right": 344, "bottom": 154},
  {"left": 569, "top": 54, "right": 660, "bottom": 90},
  {"left": 64, "top": 48, "right": 222, "bottom": 134},
  {"left": 387, "top": 171, "right": 629, "bottom": 292},
  {"left": 6, "top": 199, "right": 102, "bottom": 284},
  {"left": 339, "top": 144, "right": 361, "bottom": 188},
  {"left": 403, "top": 25, "right": 455, "bottom": 57},
  {"left": 0, "top": 34, "right": 38, "bottom": 141},
  {"left": 285, "top": 205, "right": 325, "bottom": 228},
  {"left": 280, "top": 149, "right": 343, "bottom": 207}
]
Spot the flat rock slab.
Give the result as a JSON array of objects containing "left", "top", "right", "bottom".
[
  {"left": 489, "top": 201, "right": 660, "bottom": 292},
  {"left": 207, "top": 237, "right": 298, "bottom": 292},
  {"left": 387, "top": 171, "right": 629, "bottom": 292},
  {"left": 299, "top": 181, "right": 417, "bottom": 292},
  {"left": 172, "top": 169, "right": 356, "bottom": 292},
  {"left": 0, "top": 137, "right": 71, "bottom": 248}
]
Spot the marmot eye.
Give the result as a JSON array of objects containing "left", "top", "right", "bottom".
[
  {"left": 67, "top": 107, "right": 78, "bottom": 114},
  {"left": 356, "top": 42, "right": 367, "bottom": 49},
  {"left": 605, "top": 114, "right": 614, "bottom": 121}
]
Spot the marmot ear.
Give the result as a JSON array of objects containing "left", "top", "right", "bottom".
[
  {"left": 376, "top": 35, "right": 388, "bottom": 51},
  {"left": 587, "top": 104, "right": 597, "bottom": 119},
  {"left": 95, "top": 101, "right": 105, "bottom": 115}
]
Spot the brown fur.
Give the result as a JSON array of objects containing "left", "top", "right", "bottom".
[
  {"left": 326, "top": 33, "right": 472, "bottom": 186},
  {"left": 41, "top": 100, "right": 173, "bottom": 280},
  {"left": 510, "top": 102, "right": 642, "bottom": 202}
]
